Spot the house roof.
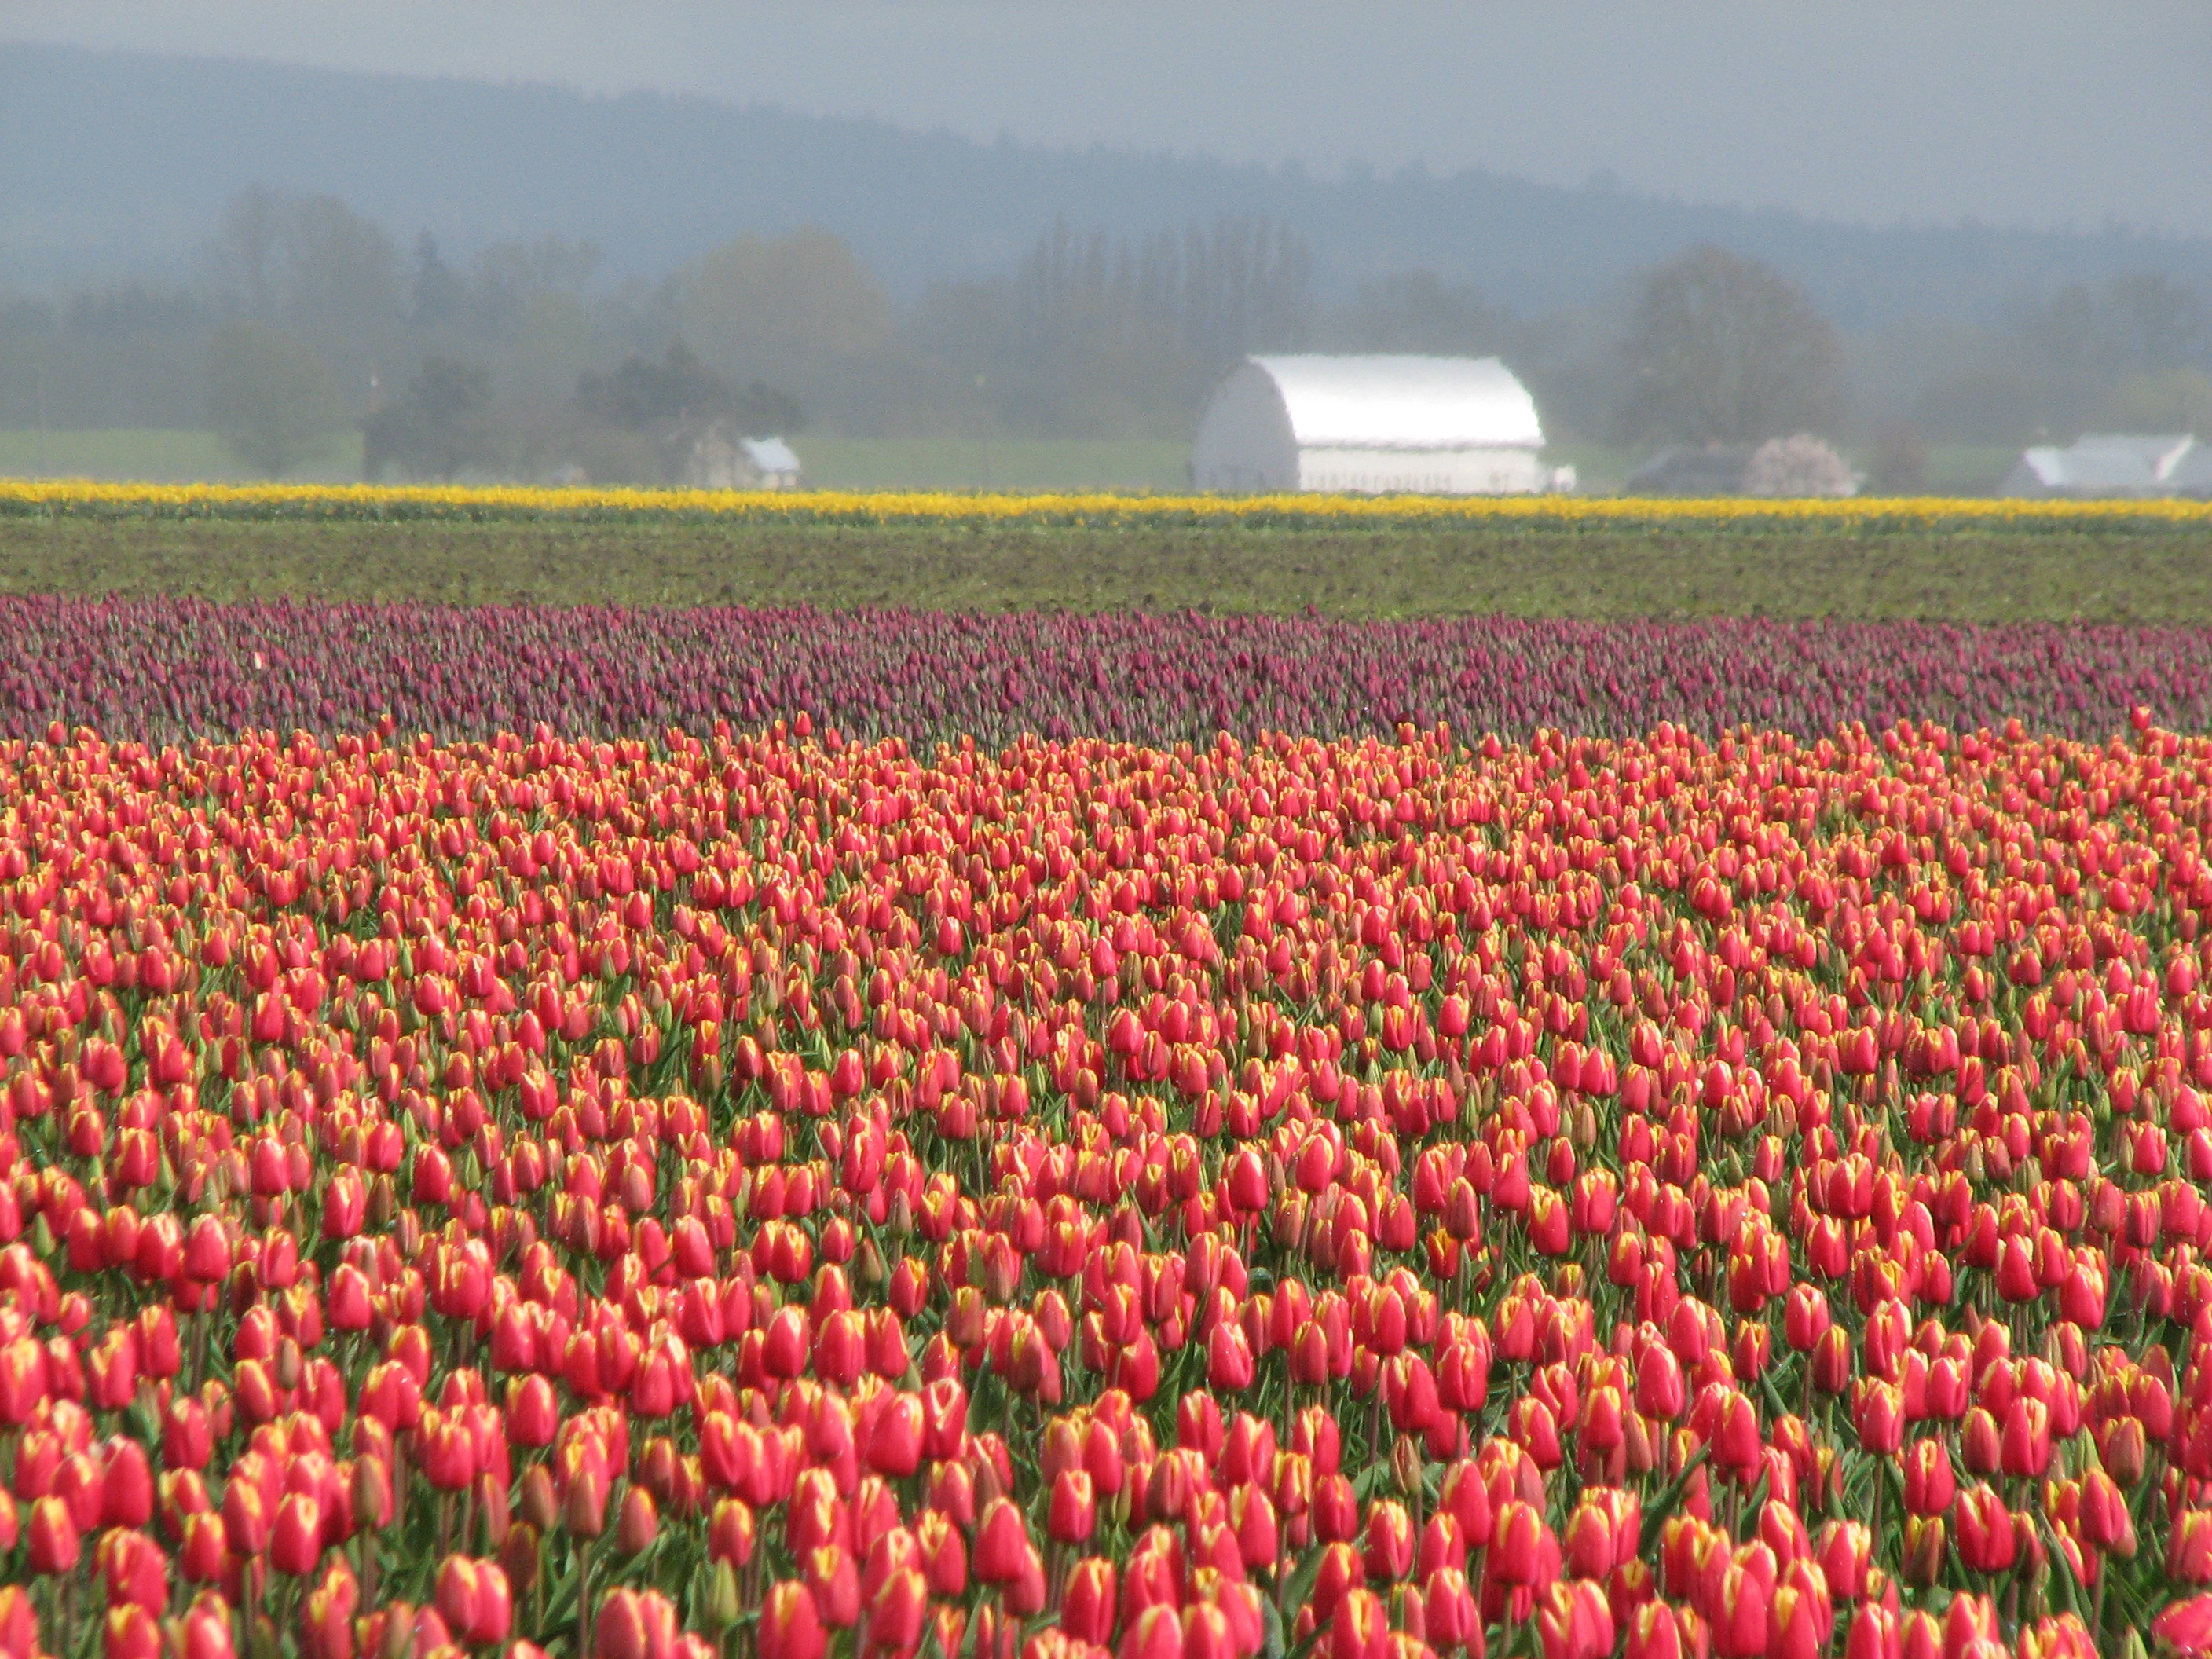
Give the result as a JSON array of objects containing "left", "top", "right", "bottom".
[
  {"left": 2016, "top": 433, "right": 2199, "bottom": 492},
  {"left": 1626, "top": 445, "right": 1756, "bottom": 495},
  {"left": 741, "top": 437, "right": 801, "bottom": 474},
  {"left": 1246, "top": 354, "right": 1544, "bottom": 451}
]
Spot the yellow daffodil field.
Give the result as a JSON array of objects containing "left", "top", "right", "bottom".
[{"left": 5, "top": 478, "right": 2210, "bottom": 531}]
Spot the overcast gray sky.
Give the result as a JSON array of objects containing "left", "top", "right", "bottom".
[{"left": 8, "top": 0, "right": 2209, "bottom": 238}]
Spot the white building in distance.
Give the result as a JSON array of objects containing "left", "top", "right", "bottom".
[
  {"left": 684, "top": 425, "right": 805, "bottom": 490},
  {"left": 1192, "top": 354, "right": 1564, "bottom": 495},
  {"left": 1999, "top": 434, "right": 2212, "bottom": 498}
]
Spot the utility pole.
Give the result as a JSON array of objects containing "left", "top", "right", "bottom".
[
  {"left": 975, "top": 372, "right": 990, "bottom": 492},
  {"left": 35, "top": 364, "right": 49, "bottom": 476}
]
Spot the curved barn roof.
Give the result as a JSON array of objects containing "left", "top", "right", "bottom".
[{"left": 1247, "top": 354, "right": 1544, "bottom": 450}]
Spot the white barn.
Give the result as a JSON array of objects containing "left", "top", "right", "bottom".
[{"left": 1192, "top": 354, "right": 1560, "bottom": 495}]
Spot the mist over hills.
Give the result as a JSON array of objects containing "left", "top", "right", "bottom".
[{"left": 6, "top": 40, "right": 2210, "bottom": 325}]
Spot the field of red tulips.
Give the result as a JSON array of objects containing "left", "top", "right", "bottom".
[
  {"left": 4, "top": 709, "right": 2212, "bottom": 1659},
  {"left": 9, "top": 596, "right": 2212, "bottom": 746}
]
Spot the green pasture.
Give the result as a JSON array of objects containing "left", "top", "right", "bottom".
[{"left": 0, "top": 511, "right": 2205, "bottom": 621}]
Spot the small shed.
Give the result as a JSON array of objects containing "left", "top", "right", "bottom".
[
  {"left": 2000, "top": 434, "right": 2212, "bottom": 498},
  {"left": 1192, "top": 354, "right": 1560, "bottom": 495}
]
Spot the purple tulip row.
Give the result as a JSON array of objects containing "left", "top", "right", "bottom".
[{"left": 2, "top": 595, "right": 2208, "bottom": 745}]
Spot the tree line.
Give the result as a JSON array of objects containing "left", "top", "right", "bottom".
[{"left": 1, "top": 185, "right": 2207, "bottom": 483}]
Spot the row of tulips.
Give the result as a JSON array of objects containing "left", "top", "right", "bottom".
[
  {"left": 7, "top": 478, "right": 2212, "bottom": 527},
  {"left": 4, "top": 712, "right": 2212, "bottom": 1659},
  {"left": 8, "top": 598, "right": 2212, "bottom": 746}
]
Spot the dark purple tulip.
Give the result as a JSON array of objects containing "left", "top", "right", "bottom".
[{"left": 4, "top": 596, "right": 2210, "bottom": 746}]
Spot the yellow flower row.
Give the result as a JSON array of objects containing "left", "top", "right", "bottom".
[{"left": 5, "top": 476, "right": 2211, "bottom": 526}]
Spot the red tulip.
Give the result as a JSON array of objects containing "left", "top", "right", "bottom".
[
  {"left": 180, "top": 1513, "right": 229, "bottom": 1584},
  {"left": 972, "top": 1499, "right": 1028, "bottom": 1585},
  {"left": 504, "top": 1375, "right": 558, "bottom": 1448},
  {"left": 615, "top": 1487, "right": 658, "bottom": 1556},
  {"left": 865, "top": 1393, "right": 924, "bottom": 1479},
  {"left": 759, "top": 1581, "right": 826, "bottom": 1659},
  {"left": 96, "top": 1526, "right": 169, "bottom": 1613},
  {"left": 181, "top": 1594, "right": 236, "bottom": 1659},
  {"left": 101, "top": 1441, "right": 154, "bottom": 1531},
  {"left": 1851, "top": 1381, "right": 1903, "bottom": 1457},
  {"left": 1901, "top": 1440, "right": 1954, "bottom": 1517},
  {"left": 105, "top": 1605, "right": 163, "bottom": 1659},
  {"left": 1047, "top": 1470, "right": 1095, "bottom": 1544},
  {"left": 271, "top": 1493, "right": 324, "bottom": 1577},
  {"left": 28, "top": 1496, "right": 79, "bottom": 1574},
  {"left": 1956, "top": 1486, "right": 2020, "bottom": 1575},
  {"left": 865, "top": 1566, "right": 927, "bottom": 1658},
  {"left": 2154, "top": 1597, "right": 2212, "bottom": 1659},
  {"left": 1060, "top": 1558, "right": 1118, "bottom": 1646},
  {"left": 182, "top": 1215, "right": 232, "bottom": 1283},
  {"left": 1329, "top": 1591, "right": 1389, "bottom": 1659},
  {"left": 1207, "top": 1324, "right": 1254, "bottom": 1391}
]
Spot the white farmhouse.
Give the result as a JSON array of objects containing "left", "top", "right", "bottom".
[
  {"left": 1192, "top": 354, "right": 1562, "bottom": 495},
  {"left": 684, "top": 424, "right": 805, "bottom": 490}
]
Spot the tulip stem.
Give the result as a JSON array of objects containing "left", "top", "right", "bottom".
[
  {"left": 576, "top": 1534, "right": 594, "bottom": 1659},
  {"left": 358, "top": 1525, "right": 379, "bottom": 1616}
]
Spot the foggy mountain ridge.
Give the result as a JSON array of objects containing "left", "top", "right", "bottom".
[{"left": 6, "top": 40, "right": 2212, "bottom": 328}]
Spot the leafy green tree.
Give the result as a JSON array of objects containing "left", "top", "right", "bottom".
[
  {"left": 362, "top": 357, "right": 494, "bottom": 480},
  {"left": 205, "top": 322, "right": 346, "bottom": 477},
  {"left": 578, "top": 342, "right": 803, "bottom": 434},
  {"left": 1617, "top": 245, "right": 1844, "bottom": 444},
  {"left": 676, "top": 228, "right": 891, "bottom": 401}
]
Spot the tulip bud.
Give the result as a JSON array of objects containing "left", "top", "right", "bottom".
[
  {"left": 615, "top": 1487, "right": 657, "bottom": 1556},
  {"left": 1961, "top": 1407, "right": 2001, "bottom": 1477},
  {"left": 1392, "top": 1433, "right": 1426, "bottom": 1496},
  {"left": 701, "top": 1563, "right": 742, "bottom": 1636},
  {"left": 518, "top": 1467, "right": 558, "bottom": 1535},
  {"left": 1903, "top": 1515, "right": 1946, "bottom": 1587},
  {"left": 563, "top": 1467, "right": 609, "bottom": 1540},
  {"left": 2103, "top": 1416, "right": 2148, "bottom": 1488},
  {"left": 500, "top": 1522, "right": 541, "bottom": 1598}
]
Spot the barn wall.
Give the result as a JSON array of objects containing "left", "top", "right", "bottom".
[
  {"left": 1192, "top": 363, "right": 1300, "bottom": 493},
  {"left": 1295, "top": 446, "right": 1548, "bottom": 495}
]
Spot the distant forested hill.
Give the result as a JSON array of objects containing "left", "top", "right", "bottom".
[{"left": 5, "top": 40, "right": 2211, "bottom": 324}]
